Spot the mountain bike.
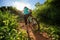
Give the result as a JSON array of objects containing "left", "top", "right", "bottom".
[{"left": 26, "top": 15, "right": 40, "bottom": 40}]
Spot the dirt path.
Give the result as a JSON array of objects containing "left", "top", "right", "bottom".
[{"left": 19, "top": 22, "right": 51, "bottom": 40}]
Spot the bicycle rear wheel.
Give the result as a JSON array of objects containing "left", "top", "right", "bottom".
[{"left": 28, "top": 17, "right": 40, "bottom": 32}]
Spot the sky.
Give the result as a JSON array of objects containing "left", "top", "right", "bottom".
[{"left": 0, "top": 0, "right": 46, "bottom": 10}]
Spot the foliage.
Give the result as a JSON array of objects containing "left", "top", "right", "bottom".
[
  {"left": 35, "top": 2, "right": 41, "bottom": 7},
  {"left": 33, "top": 0, "right": 60, "bottom": 25},
  {"left": 32, "top": 0, "right": 60, "bottom": 40},
  {"left": 40, "top": 23, "right": 60, "bottom": 40},
  {"left": 0, "top": 10, "right": 27, "bottom": 40}
]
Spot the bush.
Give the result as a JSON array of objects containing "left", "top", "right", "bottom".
[
  {"left": 0, "top": 10, "right": 27, "bottom": 40},
  {"left": 34, "top": 0, "right": 60, "bottom": 25},
  {"left": 40, "top": 23, "right": 60, "bottom": 40}
]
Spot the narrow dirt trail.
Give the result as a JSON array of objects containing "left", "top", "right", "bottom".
[{"left": 19, "top": 22, "right": 51, "bottom": 40}]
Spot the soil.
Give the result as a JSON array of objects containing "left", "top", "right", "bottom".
[{"left": 18, "top": 22, "right": 51, "bottom": 40}]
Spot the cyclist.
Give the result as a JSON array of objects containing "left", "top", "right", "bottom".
[{"left": 23, "top": 7, "right": 30, "bottom": 25}]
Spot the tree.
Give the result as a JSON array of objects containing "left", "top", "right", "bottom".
[
  {"left": 34, "top": 0, "right": 60, "bottom": 25},
  {"left": 35, "top": 2, "right": 41, "bottom": 7}
]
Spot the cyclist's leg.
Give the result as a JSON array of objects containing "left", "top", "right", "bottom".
[
  {"left": 24, "top": 14, "right": 29, "bottom": 25},
  {"left": 24, "top": 15, "right": 27, "bottom": 25}
]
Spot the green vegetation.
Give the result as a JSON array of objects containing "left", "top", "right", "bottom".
[
  {"left": 40, "top": 23, "right": 60, "bottom": 40},
  {"left": 33, "top": 0, "right": 60, "bottom": 25},
  {"left": 0, "top": 11, "right": 28, "bottom": 40},
  {"left": 32, "top": 0, "right": 60, "bottom": 40},
  {"left": 0, "top": 0, "right": 60, "bottom": 40}
]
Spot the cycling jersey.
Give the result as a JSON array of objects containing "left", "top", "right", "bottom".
[{"left": 23, "top": 7, "right": 29, "bottom": 15}]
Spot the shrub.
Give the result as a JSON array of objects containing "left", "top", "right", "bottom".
[
  {"left": 0, "top": 10, "right": 27, "bottom": 40},
  {"left": 40, "top": 23, "right": 60, "bottom": 40}
]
